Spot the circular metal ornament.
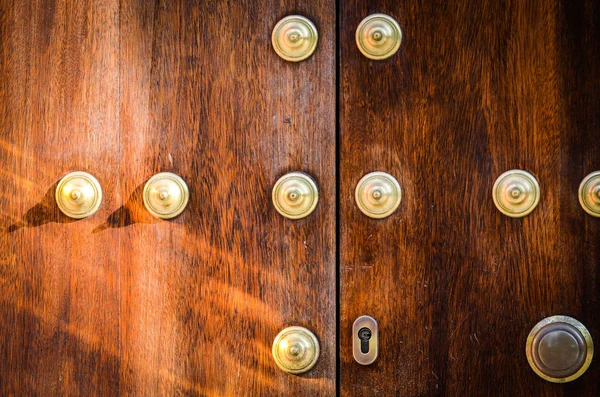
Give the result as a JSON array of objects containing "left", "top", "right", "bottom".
[
  {"left": 355, "top": 171, "right": 402, "bottom": 219},
  {"left": 492, "top": 169, "right": 540, "bottom": 218},
  {"left": 272, "top": 326, "right": 320, "bottom": 375},
  {"left": 355, "top": 13, "right": 402, "bottom": 60},
  {"left": 143, "top": 172, "right": 189, "bottom": 220},
  {"left": 55, "top": 171, "right": 103, "bottom": 219},
  {"left": 526, "top": 315, "right": 593, "bottom": 383},
  {"left": 578, "top": 171, "right": 600, "bottom": 217},
  {"left": 272, "top": 15, "right": 318, "bottom": 62},
  {"left": 272, "top": 172, "right": 319, "bottom": 219}
]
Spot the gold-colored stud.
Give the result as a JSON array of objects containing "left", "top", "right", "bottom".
[
  {"left": 143, "top": 172, "right": 189, "bottom": 219},
  {"left": 272, "top": 15, "right": 318, "bottom": 62},
  {"left": 272, "top": 326, "right": 320, "bottom": 375},
  {"left": 526, "top": 315, "right": 594, "bottom": 383},
  {"left": 355, "top": 171, "right": 401, "bottom": 219},
  {"left": 272, "top": 172, "right": 319, "bottom": 219},
  {"left": 355, "top": 13, "right": 402, "bottom": 60},
  {"left": 578, "top": 171, "right": 600, "bottom": 217},
  {"left": 492, "top": 169, "right": 540, "bottom": 218},
  {"left": 55, "top": 171, "right": 103, "bottom": 219}
]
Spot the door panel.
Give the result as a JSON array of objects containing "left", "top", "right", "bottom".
[
  {"left": 340, "top": 1, "right": 599, "bottom": 396},
  {"left": 0, "top": 1, "right": 121, "bottom": 394},
  {"left": 1, "top": 0, "right": 335, "bottom": 395}
]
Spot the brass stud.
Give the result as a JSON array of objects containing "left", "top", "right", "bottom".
[
  {"left": 143, "top": 172, "right": 189, "bottom": 220},
  {"left": 355, "top": 13, "right": 402, "bottom": 60},
  {"left": 272, "top": 15, "right": 318, "bottom": 62},
  {"left": 55, "top": 171, "right": 103, "bottom": 219},
  {"left": 578, "top": 171, "right": 600, "bottom": 217},
  {"left": 492, "top": 169, "right": 540, "bottom": 218},
  {"left": 272, "top": 326, "right": 319, "bottom": 375},
  {"left": 355, "top": 171, "right": 401, "bottom": 219},
  {"left": 526, "top": 315, "right": 594, "bottom": 383},
  {"left": 272, "top": 172, "right": 319, "bottom": 219}
]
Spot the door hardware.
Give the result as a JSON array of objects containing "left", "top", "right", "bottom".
[
  {"left": 55, "top": 171, "right": 103, "bottom": 219},
  {"left": 492, "top": 169, "right": 540, "bottom": 218},
  {"left": 272, "top": 172, "right": 319, "bottom": 219},
  {"left": 355, "top": 171, "right": 401, "bottom": 219},
  {"left": 272, "top": 15, "right": 318, "bottom": 62},
  {"left": 353, "top": 315, "right": 378, "bottom": 365},
  {"left": 272, "top": 326, "right": 320, "bottom": 374},
  {"left": 578, "top": 171, "right": 600, "bottom": 217},
  {"left": 526, "top": 315, "right": 594, "bottom": 383},
  {"left": 143, "top": 172, "right": 189, "bottom": 219},
  {"left": 356, "top": 13, "right": 402, "bottom": 60}
]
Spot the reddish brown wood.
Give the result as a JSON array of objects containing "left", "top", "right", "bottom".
[
  {"left": 0, "top": 0, "right": 121, "bottom": 395},
  {"left": 1, "top": 0, "right": 336, "bottom": 395},
  {"left": 340, "top": 1, "right": 599, "bottom": 396}
]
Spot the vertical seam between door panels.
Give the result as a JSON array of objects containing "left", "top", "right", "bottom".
[
  {"left": 335, "top": 0, "right": 341, "bottom": 394},
  {"left": 117, "top": 1, "right": 122, "bottom": 394}
]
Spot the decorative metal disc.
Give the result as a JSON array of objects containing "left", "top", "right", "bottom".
[
  {"left": 272, "top": 15, "right": 318, "bottom": 62},
  {"left": 272, "top": 172, "right": 319, "bottom": 219},
  {"left": 55, "top": 171, "right": 103, "bottom": 219},
  {"left": 492, "top": 169, "right": 540, "bottom": 218},
  {"left": 143, "top": 172, "right": 189, "bottom": 220},
  {"left": 272, "top": 326, "right": 320, "bottom": 375},
  {"left": 355, "top": 13, "right": 402, "bottom": 60},
  {"left": 578, "top": 171, "right": 600, "bottom": 217},
  {"left": 355, "top": 171, "right": 402, "bottom": 219},
  {"left": 526, "top": 315, "right": 594, "bottom": 383}
]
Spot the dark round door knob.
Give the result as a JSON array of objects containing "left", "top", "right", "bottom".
[{"left": 526, "top": 316, "right": 594, "bottom": 383}]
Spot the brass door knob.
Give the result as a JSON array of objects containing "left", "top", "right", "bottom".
[
  {"left": 143, "top": 172, "right": 189, "bottom": 219},
  {"left": 272, "top": 172, "right": 319, "bottom": 219},
  {"left": 272, "top": 326, "right": 319, "bottom": 374},
  {"left": 55, "top": 171, "right": 103, "bottom": 219},
  {"left": 579, "top": 171, "right": 600, "bottom": 217},
  {"left": 272, "top": 15, "right": 318, "bottom": 62},
  {"left": 355, "top": 171, "right": 401, "bottom": 218},
  {"left": 492, "top": 169, "right": 540, "bottom": 217},
  {"left": 526, "top": 315, "right": 594, "bottom": 383},
  {"left": 356, "top": 13, "right": 402, "bottom": 60}
]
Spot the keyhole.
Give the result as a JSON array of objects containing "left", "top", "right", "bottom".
[{"left": 358, "top": 327, "right": 372, "bottom": 354}]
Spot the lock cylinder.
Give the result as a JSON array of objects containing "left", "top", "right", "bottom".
[{"left": 353, "top": 315, "right": 378, "bottom": 365}]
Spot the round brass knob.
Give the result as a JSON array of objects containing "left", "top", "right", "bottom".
[
  {"left": 579, "top": 171, "right": 600, "bottom": 217},
  {"left": 272, "top": 15, "right": 318, "bottom": 62},
  {"left": 356, "top": 13, "right": 402, "bottom": 60},
  {"left": 272, "top": 326, "right": 319, "bottom": 374},
  {"left": 55, "top": 171, "right": 103, "bottom": 219},
  {"left": 526, "top": 315, "right": 593, "bottom": 383},
  {"left": 492, "top": 169, "right": 540, "bottom": 218},
  {"left": 143, "top": 172, "right": 189, "bottom": 219},
  {"left": 272, "top": 172, "right": 319, "bottom": 219},
  {"left": 355, "top": 171, "right": 401, "bottom": 219}
]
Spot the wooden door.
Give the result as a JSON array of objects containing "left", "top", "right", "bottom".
[
  {"left": 0, "top": 0, "right": 335, "bottom": 395},
  {"left": 340, "top": 1, "right": 599, "bottom": 396}
]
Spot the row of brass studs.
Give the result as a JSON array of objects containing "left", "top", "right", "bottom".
[
  {"left": 493, "top": 170, "right": 600, "bottom": 218},
  {"left": 55, "top": 171, "right": 189, "bottom": 220},
  {"left": 272, "top": 170, "right": 600, "bottom": 220},
  {"left": 272, "top": 14, "right": 403, "bottom": 62}
]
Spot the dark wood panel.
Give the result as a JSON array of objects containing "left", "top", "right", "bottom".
[
  {"left": 0, "top": 0, "right": 122, "bottom": 395},
  {"left": 339, "top": 1, "right": 599, "bottom": 396},
  {"left": 117, "top": 0, "right": 335, "bottom": 396}
]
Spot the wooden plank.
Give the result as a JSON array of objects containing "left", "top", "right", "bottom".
[
  {"left": 0, "top": 0, "right": 121, "bottom": 395},
  {"left": 339, "top": 0, "right": 599, "bottom": 396},
  {"left": 117, "top": 0, "right": 336, "bottom": 395}
]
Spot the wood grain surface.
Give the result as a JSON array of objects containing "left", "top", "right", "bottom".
[
  {"left": 1, "top": 0, "right": 336, "bottom": 395},
  {"left": 339, "top": 1, "right": 599, "bottom": 396}
]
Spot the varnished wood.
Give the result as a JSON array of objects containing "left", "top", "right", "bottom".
[
  {"left": 1, "top": 0, "right": 335, "bottom": 395},
  {"left": 340, "top": 1, "right": 599, "bottom": 396}
]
